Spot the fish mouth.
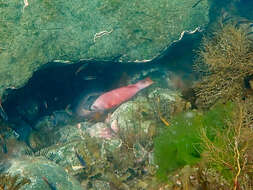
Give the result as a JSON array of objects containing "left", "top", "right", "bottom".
[
  {"left": 79, "top": 108, "right": 94, "bottom": 117},
  {"left": 90, "top": 104, "right": 100, "bottom": 111}
]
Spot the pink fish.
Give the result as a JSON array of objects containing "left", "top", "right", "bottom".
[
  {"left": 74, "top": 77, "right": 154, "bottom": 120},
  {"left": 90, "top": 77, "right": 154, "bottom": 111}
]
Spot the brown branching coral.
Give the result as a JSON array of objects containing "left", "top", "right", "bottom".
[
  {"left": 0, "top": 173, "right": 30, "bottom": 190},
  {"left": 200, "top": 102, "right": 253, "bottom": 189},
  {"left": 194, "top": 24, "right": 253, "bottom": 108}
]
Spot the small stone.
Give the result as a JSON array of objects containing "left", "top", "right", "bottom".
[
  {"left": 176, "top": 180, "right": 182, "bottom": 186},
  {"left": 6, "top": 157, "right": 83, "bottom": 190}
]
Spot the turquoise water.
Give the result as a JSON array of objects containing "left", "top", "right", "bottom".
[{"left": 0, "top": 0, "right": 253, "bottom": 189}]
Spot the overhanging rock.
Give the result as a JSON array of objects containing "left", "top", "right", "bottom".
[{"left": 0, "top": 0, "right": 209, "bottom": 97}]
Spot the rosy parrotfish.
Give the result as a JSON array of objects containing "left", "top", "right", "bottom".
[
  {"left": 90, "top": 77, "right": 154, "bottom": 111},
  {"left": 74, "top": 77, "right": 154, "bottom": 120}
]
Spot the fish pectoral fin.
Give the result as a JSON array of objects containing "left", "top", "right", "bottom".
[{"left": 80, "top": 109, "right": 93, "bottom": 116}]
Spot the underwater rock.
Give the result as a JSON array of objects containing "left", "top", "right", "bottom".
[
  {"left": 28, "top": 131, "right": 52, "bottom": 152},
  {"left": 27, "top": 110, "right": 73, "bottom": 151},
  {"left": 0, "top": 124, "right": 19, "bottom": 141},
  {"left": 20, "top": 87, "right": 184, "bottom": 189},
  {"left": 90, "top": 180, "right": 111, "bottom": 190},
  {"left": 33, "top": 115, "right": 57, "bottom": 131},
  {"left": 34, "top": 140, "right": 86, "bottom": 175},
  {"left": 10, "top": 118, "right": 33, "bottom": 142},
  {"left": 87, "top": 122, "right": 114, "bottom": 140},
  {"left": 27, "top": 120, "right": 91, "bottom": 164},
  {"left": 34, "top": 110, "right": 72, "bottom": 131},
  {"left": 33, "top": 132, "right": 111, "bottom": 184},
  {"left": 0, "top": 124, "right": 32, "bottom": 158},
  {"left": 110, "top": 88, "right": 180, "bottom": 128},
  {"left": 6, "top": 157, "right": 83, "bottom": 190},
  {"left": 53, "top": 122, "right": 89, "bottom": 143},
  {"left": 30, "top": 120, "right": 91, "bottom": 152},
  {"left": 0, "top": 0, "right": 210, "bottom": 98},
  {"left": 31, "top": 121, "right": 121, "bottom": 173},
  {"left": 0, "top": 139, "right": 32, "bottom": 159},
  {"left": 0, "top": 127, "right": 32, "bottom": 161},
  {"left": 28, "top": 123, "right": 79, "bottom": 152}
]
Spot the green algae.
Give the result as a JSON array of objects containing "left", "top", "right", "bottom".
[
  {"left": 201, "top": 101, "right": 253, "bottom": 188},
  {"left": 154, "top": 102, "right": 235, "bottom": 181}
]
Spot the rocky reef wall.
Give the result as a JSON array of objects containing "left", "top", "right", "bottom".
[{"left": 0, "top": 0, "right": 210, "bottom": 98}]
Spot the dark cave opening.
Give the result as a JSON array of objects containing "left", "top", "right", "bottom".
[
  {"left": 2, "top": 61, "right": 156, "bottom": 124},
  {"left": 0, "top": 30, "right": 202, "bottom": 144},
  {"left": 1, "top": 61, "right": 162, "bottom": 143}
]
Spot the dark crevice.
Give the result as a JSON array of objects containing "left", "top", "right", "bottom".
[
  {"left": 3, "top": 61, "right": 156, "bottom": 123},
  {"left": 0, "top": 30, "right": 202, "bottom": 143}
]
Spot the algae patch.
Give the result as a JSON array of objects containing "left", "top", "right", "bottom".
[{"left": 154, "top": 102, "right": 235, "bottom": 181}]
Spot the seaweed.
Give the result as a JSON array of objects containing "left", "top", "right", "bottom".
[
  {"left": 200, "top": 101, "right": 253, "bottom": 189},
  {"left": 73, "top": 101, "right": 160, "bottom": 189},
  {"left": 154, "top": 111, "right": 203, "bottom": 181},
  {"left": 158, "top": 165, "right": 231, "bottom": 190},
  {"left": 190, "top": 23, "right": 253, "bottom": 189},
  {"left": 154, "top": 102, "right": 235, "bottom": 181},
  {"left": 194, "top": 24, "right": 253, "bottom": 108},
  {"left": 0, "top": 173, "right": 30, "bottom": 190}
]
